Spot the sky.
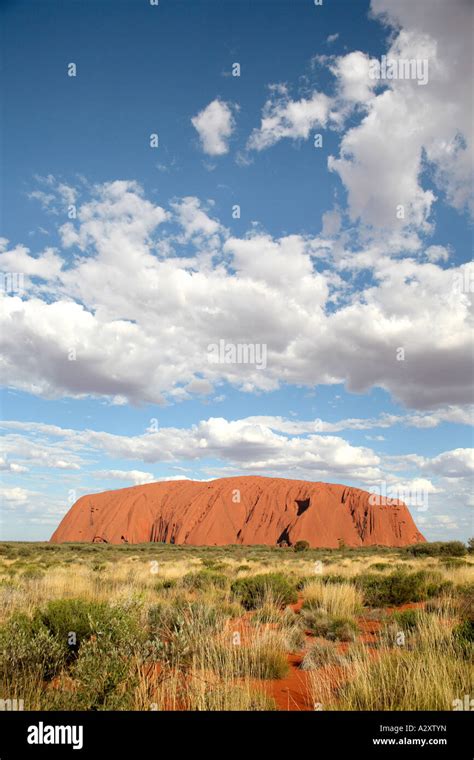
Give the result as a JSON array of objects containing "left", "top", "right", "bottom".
[{"left": 0, "top": 0, "right": 472, "bottom": 542}]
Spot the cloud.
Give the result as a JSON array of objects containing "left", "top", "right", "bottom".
[
  {"left": 94, "top": 469, "right": 156, "bottom": 485},
  {"left": 0, "top": 487, "right": 32, "bottom": 506},
  {"left": 245, "top": 0, "right": 472, "bottom": 238},
  {"left": 1, "top": 180, "right": 472, "bottom": 410},
  {"left": 328, "top": 0, "right": 473, "bottom": 231},
  {"left": 425, "top": 245, "right": 451, "bottom": 263},
  {"left": 2, "top": 416, "right": 471, "bottom": 488},
  {"left": 0, "top": 417, "right": 383, "bottom": 483},
  {"left": 0, "top": 242, "right": 63, "bottom": 281},
  {"left": 425, "top": 449, "right": 474, "bottom": 479},
  {"left": 329, "top": 51, "right": 378, "bottom": 104},
  {"left": 0, "top": 457, "right": 28, "bottom": 473},
  {"left": 191, "top": 99, "right": 236, "bottom": 156},
  {"left": 247, "top": 86, "right": 331, "bottom": 151}
]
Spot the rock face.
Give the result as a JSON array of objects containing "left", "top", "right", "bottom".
[{"left": 50, "top": 476, "right": 425, "bottom": 547}]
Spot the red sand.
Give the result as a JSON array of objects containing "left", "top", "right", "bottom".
[
  {"left": 50, "top": 476, "right": 425, "bottom": 547},
  {"left": 263, "top": 652, "right": 313, "bottom": 711}
]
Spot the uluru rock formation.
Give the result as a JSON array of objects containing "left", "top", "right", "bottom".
[{"left": 50, "top": 476, "right": 425, "bottom": 548}]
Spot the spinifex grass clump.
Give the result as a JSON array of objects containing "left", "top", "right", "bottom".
[
  {"left": 300, "top": 641, "right": 347, "bottom": 670},
  {"left": 333, "top": 647, "right": 470, "bottom": 710},
  {"left": 302, "top": 581, "right": 364, "bottom": 617},
  {"left": 300, "top": 609, "right": 358, "bottom": 642},
  {"left": 323, "top": 602, "right": 473, "bottom": 710}
]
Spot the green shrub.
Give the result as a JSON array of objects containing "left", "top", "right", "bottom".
[
  {"left": 321, "top": 574, "right": 352, "bottom": 585},
  {"left": 298, "top": 573, "right": 354, "bottom": 588},
  {"left": 295, "top": 575, "right": 315, "bottom": 591},
  {"left": 0, "top": 613, "right": 65, "bottom": 679},
  {"left": 22, "top": 566, "right": 45, "bottom": 581},
  {"left": 155, "top": 578, "right": 177, "bottom": 591},
  {"left": 300, "top": 608, "right": 358, "bottom": 641},
  {"left": 300, "top": 608, "right": 331, "bottom": 636},
  {"left": 294, "top": 541, "right": 310, "bottom": 553},
  {"left": 200, "top": 559, "right": 227, "bottom": 571},
  {"left": 453, "top": 619, "right": 474, "bottom": 648},
  {"left": 439, "top": 542, "right": 467, "bottom": 557},
  {"left": 440, "top": 558, "right": 471, "bottom": 568},
  {"left": 182, "top": 569, "right": 228, "bottom": 591},
  {"left": 356, "top": 570, "right": 450, "bottom": 607},
  {"left": 38, "top": 598, "right": 144, "bottom": 660},
  {"left": 405, "top": 541, "right": 466, "bottom": 557},
  {"left": 71, "top": 637, "right": 136, "bottom": 710},
  {"left": 327, "top": 617, "right": 358, "bottom": 642},
  {"left": 392, "top": 609, "right": 420, "bottom": 630},
  {"left": 231, "top": 573, "right": 298, "bottom": 610}
]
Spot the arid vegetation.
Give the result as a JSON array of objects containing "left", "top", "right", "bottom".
[{"left": 0, "top": 541, "right": 472, "bottom": 711}]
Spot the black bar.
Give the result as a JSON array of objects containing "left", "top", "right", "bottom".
[{"left": 0, "top": 711, "right": 471, "bottom": 757}]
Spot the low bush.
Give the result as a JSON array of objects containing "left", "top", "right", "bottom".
[
  {"left": 321, "top": 574, "right": 352, "bottom": 585},
  {"left": 62, "top": 637, "right": 136, "bottom": 710},
  {"left": 231, "top": 574, "right": 298, "bottom": 610},
  {"left": 155, "top": 578, "right": 177, "bottom": 591},
  {"left": 38, "top": 598, "right": 144, "bottom": 660},
  {"left": 453, "top": 619, "right": 474, "bottom": 649},
  {"left": 300, "top": 609, "right": 358, "bottom": 641},
  {"left": 326, "top": 617, "right": 358, "bottom": 642},
  {"left": 392, "top": 609, "right": 421, "bottom": 630},
  {"left": 182, "top": 570, "right": 228, "bottom": 591},
  {"left": 282, "top": 624, "right": 306, "bottom": 651},
  {"left": 405, "top": 541, "right": 467, "bottom": 558},
  {"left": 441, "top": 559, "right": 470, "bottom": 570},
  {"left": 0, "top": 613, "right": 65, "bottom": 680},
  {"left": 21, "top": 566, "right": 45, "bottom": 581},
  {"left": 294, "top": 541, "right": 310, "bottom": 552},
  {"left": 356, "top": 570, "right": 451, "bottom": 607}
]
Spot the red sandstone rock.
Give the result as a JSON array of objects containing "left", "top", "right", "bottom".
[{"left": 50, "top": 476, "right": 425, "bottom": 547}]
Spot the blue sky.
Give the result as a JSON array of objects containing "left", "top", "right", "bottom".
[{"left": 0, "top": 0, "right": 472, "bottom": 541}]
